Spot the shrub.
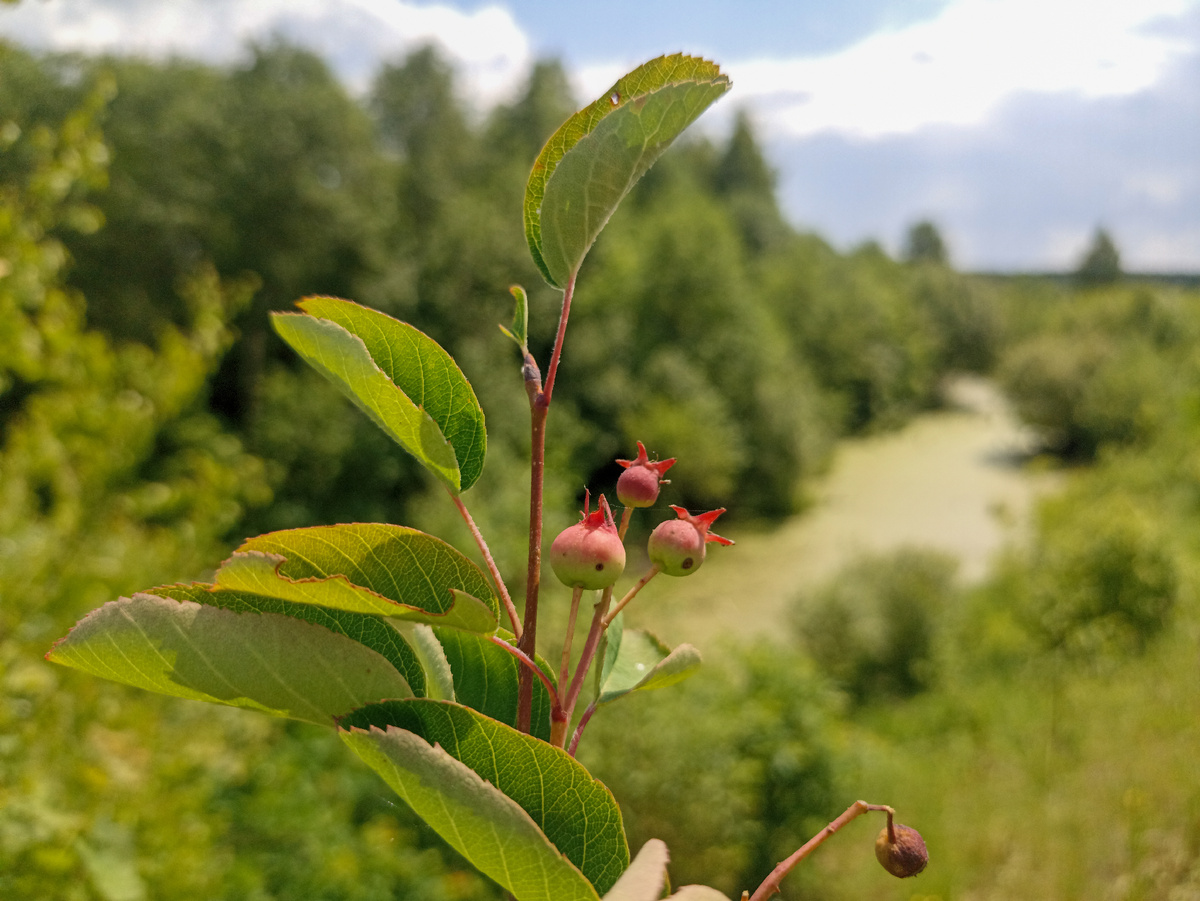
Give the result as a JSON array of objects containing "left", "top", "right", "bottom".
[{"left": 794, "top": 549, "right": 960, "bottom": 703}]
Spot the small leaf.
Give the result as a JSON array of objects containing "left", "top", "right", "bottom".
[
  {"left": 341, "top": 722, "right": 601, "bottom": 901},
  {"left": 272, "top": 312, "right": 459, "bottom": 490},
  {"left": 525, "top": 54, "right": 730, "bottom": 287},
  {"left": 272, "top": 297, "right": 486, "bottom": 493},
  {"left": 48, "top": 593, "right": 412, "bottom": 725},
  {"left": 341, "top": 699, "right": 629, "bottom": 895},
  {"left": 603, "top": 839, "right": 668, "bottom": 901},
  {"left": 597, "top": 619, "right": 701, "bottom": 705},
  {"left": 214, "top": 524, "right": 500, "bottom": 634},
  {"left": 499, "top": 284, "right": 529, "bottom": 350},
  {"left": 392, "top": 622, "right": 456, "bottom": 701},
  {"left": 435, "top": 628, "right": 556, "bottom": 741}
]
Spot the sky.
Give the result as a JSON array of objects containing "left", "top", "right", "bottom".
[{"left": 2, "top": 0, "right": 1198, "bottom": 272}]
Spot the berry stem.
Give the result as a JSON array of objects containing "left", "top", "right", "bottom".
[
  {"left": 553, "top": 585, "right": 613, "bottom": 747},
  {"left": 541, "top": 270, "right": 576, "bottom": 405},
  {"left": 451, "top": 492, "right": 520, "bottom": 639},
  {"left": 747, "top": 801, "right": 895, "bottom": 901},
  {"left": 617, "top": 505, "right": 633, "bottom": 542},
  {"left": 559, "top": 586, "right": 585, "bottom": 695},
  {"left": 487, "top": 635, "right": 561, "bottom": 712},
  {"left": 517, "top": 271, "right": 576, "bottom": 734},
  {"left": 567, "top": 699, "right": 599, "bottom": 757},
  {"left": 601, "top": 566, "right": 659, "bottom": 628}
]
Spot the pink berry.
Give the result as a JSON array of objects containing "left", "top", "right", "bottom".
[
  {"left": 647, "top": 506, "right": 733, "bottom": 577},
  {"left": 550, "top": 494, "right": 626, "bottom": 590},
  {"left": 616, "top": 442, "right": 676, "bottom": 508}
]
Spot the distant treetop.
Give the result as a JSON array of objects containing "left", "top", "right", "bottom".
[
  {"left": 904, "top": 220, "right": 949, "bottom": 265},
  {"left": 1075, "top": 227, "right": 1122, "bottom": 287}
]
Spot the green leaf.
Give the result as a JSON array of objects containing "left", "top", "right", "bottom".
[
  {"left": 214, "top": 524, "right": 500, "bottom": 634},
  {"left": 152, "top": 582, "right": 430, "bottom": 697},
  {"left": 499, "top": 284, "right": 529, "bottom": 350},
  {"left": 341, "top": 699, "right": 629, "bottom": 895},
  {"left": 271, "top": 296, "right": 486, "bottom": 493},
  {"left": 597, "top": 618, "right": 702, "bottom": 705},
  {"left": 434, "top": 628, "right": 556, "bottom": 741},
  {"left": 524, "top": 54, "right": 730, "bottom": 288},
  {"left": 341, "top": 721, "right": 601, "bottom": 901},
  {"left": 48, "top": 593, "right": 413, "bottom": 726}
]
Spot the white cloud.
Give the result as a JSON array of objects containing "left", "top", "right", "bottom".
[
  {"left": 1130, "top": 226, "right": 1200, "bottom": 269},
  {"left": 0, "top": 0, "right": 533, "bottom": 103},
  {"left": 717, "top": 0, "right": 1196, "bottom": 139}
]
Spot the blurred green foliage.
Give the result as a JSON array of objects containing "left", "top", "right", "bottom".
[
  {"left": 795, "top": 549, "right": 960, "bottom": 703},
  {"left": 0, "top": 48, "right": 496, "bottom": 901},
  {"left": 998, "top": 283, "right": 1198, "bottom": 458}
]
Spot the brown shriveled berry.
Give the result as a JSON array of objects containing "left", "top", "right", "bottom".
[
  {"left": 874, "top": 824, "right": 928, "bottom": 878},
  {"left": 615, "top": 441, "right": 676, "bottom": 508},
  {"left": 647, "top": 506, "right": 733, "bottom": 577},
  {"left": 550, "top": 494, "right": 626, "bottom": 590}
]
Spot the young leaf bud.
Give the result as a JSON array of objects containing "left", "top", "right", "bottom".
[
  {"left": 875, "top": 824, "right": 928, "bottom": 878},
  {"left": 647, "top": 506, "right": 733, "bottom": 577},
  {"left": 615, "top": 441, "right": 676, "bottom": 508},
  {"left": 550, "top": 494, "right": 626, "bottom": 590}
]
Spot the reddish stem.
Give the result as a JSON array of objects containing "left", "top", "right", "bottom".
[
  {"left": 559, "top": 586, "right": 613, "bottom": 735},
  {"left": 559, "top": 586, "right": 584, "bottom": 694},
  {"left": 541, "top": 271, "right": 576, "bottom": 405},
  {"left": 517, "top": 402, "right": 546, "bottom": 732},
  {"left": 617, "top": 505, "right": 633, "bottom": 542},
  {"left": 451, "top": 492, "right": 520, "bottom": 639},
  {"left": 488, "top": 635, "right": 560, "bottom": 711},
  {"left": 601, "top": 566, "right": 659, "bottom": 628},
  {"left": 567, "top": 700, "right": 598, "bottom": 757},
  {"left": 517, "top": 272, "right": 576, "bottom": 733}
]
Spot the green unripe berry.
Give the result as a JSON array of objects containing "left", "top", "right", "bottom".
[
  {"left": 647, "top": 506, "right": 733, "bottom": 577},
  {"left": 550, "top": 494, "right": 626, "bottom": 590}
]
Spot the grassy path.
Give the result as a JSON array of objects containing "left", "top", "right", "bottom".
[{"left": 631, "top": 376, "right": 1060, "bottom": 648}]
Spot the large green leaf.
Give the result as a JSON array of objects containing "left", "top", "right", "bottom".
[
  {"left": 271, "top": 297, "right": 486, "bottom": 493},
  {"left": 48, "top": 592, "right": 413, "bottom": 725},
  {"left": 341, "top": 699, "right": 629, "bottom": 895},
  {"left": 435, "top": 628, "right": 555, "bottom": 741},
  {"left": 215, "top": 524, "right": 499, "bottom": 634},
  {"left": 341, "top": 721, "right": 600, "bottom": 901},
  {"left": 152, "top": 582, "right": 430, "bottom": 697},
  {"left": 524, "top": 54, "right": 730, "bottom": 287},
  {"left": 596, "top": 617, "right": 702, "bottom": 705}
]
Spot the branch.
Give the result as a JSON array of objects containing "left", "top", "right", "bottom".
[
  {"left": 488, "top": 635, "right": 560, "bottom": 710},
  {"left": 517, "top": 272, "right": 576, "bottom": 732},
  {"left": 601, "top": 566, "right": 659, "bottom": 628},
  {"left": 451, "top": 492, "right": 521, "bottom": 639},
  {"left": 747, "top": 801, "right": 895, "bottom": 901}
]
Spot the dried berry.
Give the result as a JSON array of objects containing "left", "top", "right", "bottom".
[
  {"left": 616, "top": 441, "right": 676, "bottom": 508},
  {"left": 550, "top": 494, "right": 626, "bottom": 590},
  {"left": 647, "top": 506, "right": 733, "bottom": 577},
  {"left": 875, "top": 824, "right": 928, "bottom": 878}
]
